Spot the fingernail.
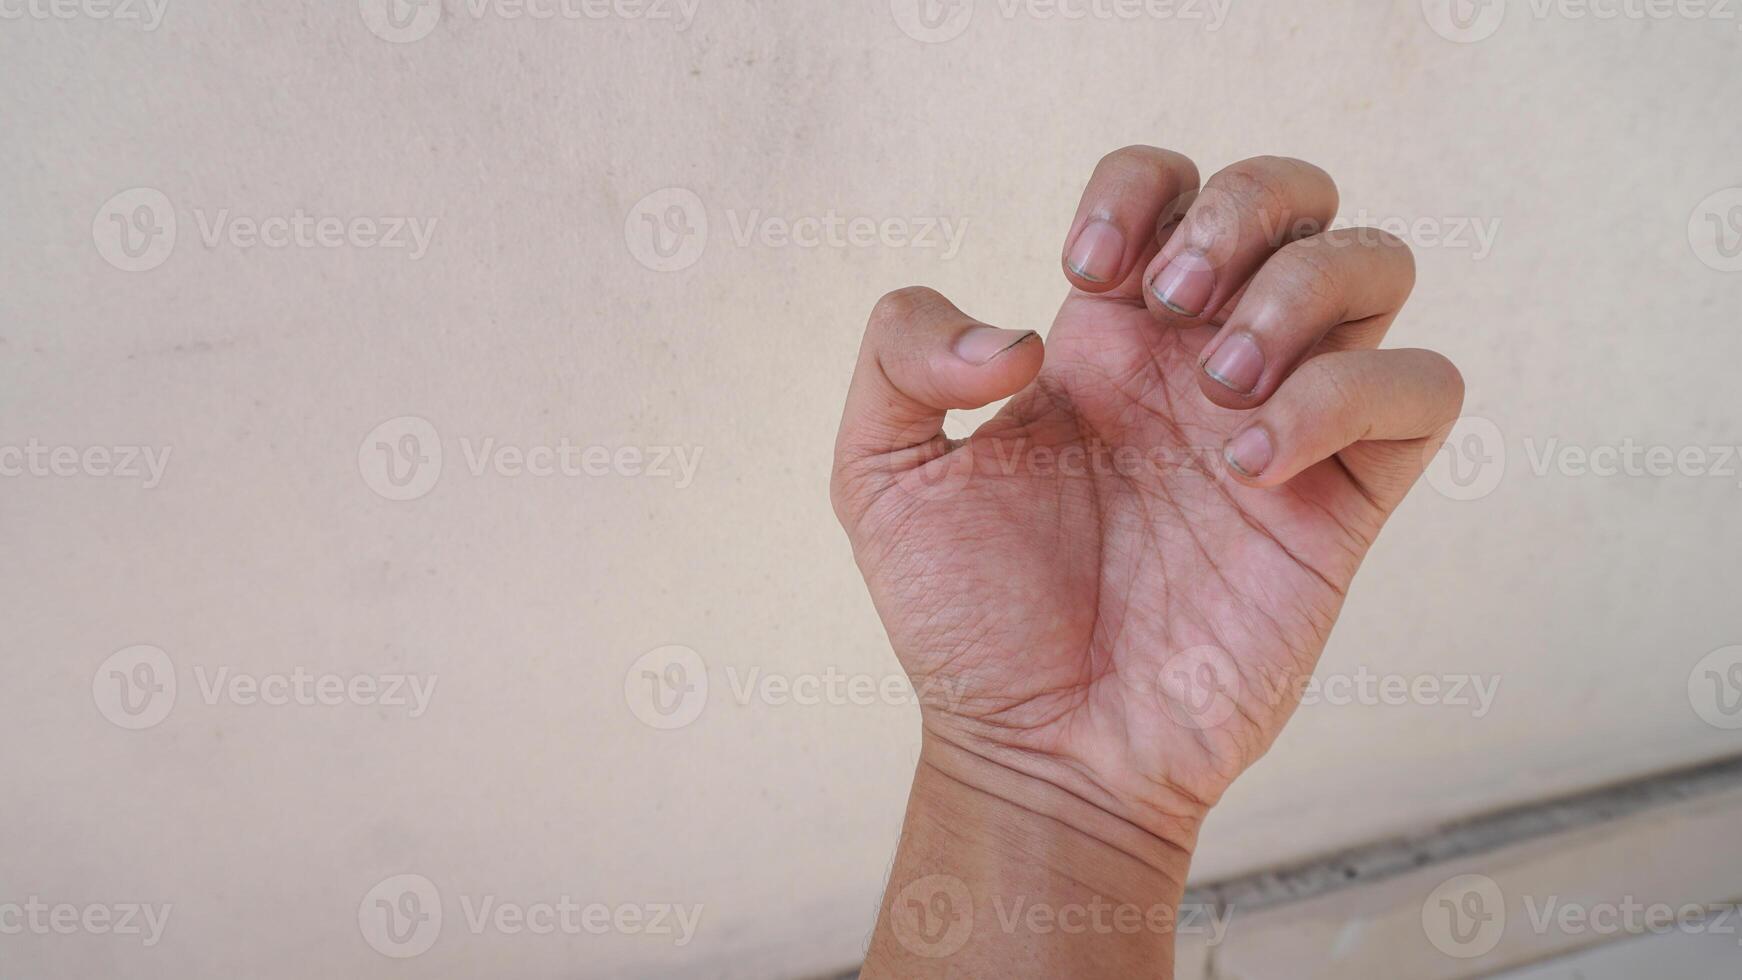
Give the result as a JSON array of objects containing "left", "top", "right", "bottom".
[
  {"left": 955, "top": 325, "right": 1035, "bottom": 365},
  {"left": 1224, "top": 427, "right": 1274, "bottom": 479},
  {"left": 1151, "top": 250, "right": 1215, "bottom": 317},
  {"left": 1202, "top": 331, "right": 1264, "bottom": 394},
  {"left": 1066, "top": 218, "right": 1125, "bottom": 284}
]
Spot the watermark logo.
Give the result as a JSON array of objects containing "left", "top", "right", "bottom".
[
  {"left": 891, "top": 0, "right": 974, "bottom": 41},
  {"left": 93, "top": 645, "right": 438, "bottom": 729},
  {"left": 1263, "top": 211, "right": 1502, "bottom": 261},
  {"left": 1421, "top": 0, "right": 1506, "bottom": 42},
  {"left": 1425, "top": 416, "right": 1506, "bottom": 501},
  {"left": 1296, "top": 667, "right": 1501, "bottom": 719},
  {"left": 192, "top": 666, "right": 438, "bottom": 717},
  {"left": 93, "top": 189, "right": 438, "bottom": 268},
  {"left": 0, "top": 0, "right": 169, "bottom": 29},
  {"left": 457, "top": 896, "right": 702, "bottom": 943},
  {"left": 890, "top": 874, "right": 974, "bottom": 958},
  {"left": 92, "top": 645, "right": 177, "bottom": 730},
  {"left": 894, "top": 0, "right": 1232, "bottom": 41},
  {"left": 1690, "top": 644, "right": 1742, "bottom": 729},
  {"left": 1, "top": 440, "right": 172, "bottom": 488},
  {"left": 890, "top": 436, "right": 1233, "bottom": 505},
  {"left": 93, "top": 188, "right": 176, "bottom": 273},
  {"left": 190, "top": 209, "right": 438, "bottom": 259},
  {"left": 991, "top": 897, "right": 1232, "bottom": 944},
  {"left": 358, "top": 417, "right": 704, "bottom": 501},
  {"left": 1524, "top": 438, "right": 1742, "bottom": 486},
  {"left": 0, "top": 898, "right": 172, "bottom": 946},
  {"left": 1690, "top": 187, "right": 1742, "bottom": 273},
  {"left": 1425, "top": 0, "right": 1742, "bottom": 42},
  {"left": 1423, "top": 873, "right": 1506, "bottom": 958},
  {"left": 723, "top": 666, "right": 962, "bottom": 711},
  {"left": 624, "top": 646, "right": 961, "bottom": 729},
  {"left": 360, "top": 0, "right": 441, "bottom": 42},
  {"left": 1523, "top": 897, "right": 1742, "bottom": 946},
  {"left": 363, "top": 0, "right": 699, "bottom": 43},
  {"left": 900, "top": 438, "right": 979, "bottom": 503},
  {"left": 360, "top": 874, "right": 701, "bottom": 953},
  {"left": 625, "top": 187, "right": 709, "bottom": 271},
  {"left": 460, "top": 0, "right": 700, "bottom": 28},
  {"left": 1155, "top": 645, "right": 1242, "bottom": 731},
  {"left": 723, "top": 210, "right": 970, "bottom": 258},
  {"left": 625, "top": 645, "right": 709, "bottom": 729},
  {"left": 359, "top": 416, "right": 444, "bottom": 502},
  {"left": 626, "top": 188, "right": 971, "bottom": 271},
  {"left": 1425, "top": 421, "right": 1742, "bottom": 500},
  {"left": 360, "top": 874, "right": 443, "bottom": 958}
]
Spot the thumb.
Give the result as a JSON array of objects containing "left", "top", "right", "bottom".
[{"left": 831, "top": 287, "right": 1042, "bottom": 523}]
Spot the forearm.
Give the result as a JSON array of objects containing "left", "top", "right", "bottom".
[{"left": 863, "top": 736, "right": 1200, "bottom": 979}]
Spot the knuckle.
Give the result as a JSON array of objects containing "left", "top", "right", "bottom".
[
  {"left": 1300, "top": 356, "right": 1367, "bottom": 419},
  {"left": 1331, "top": 226, "right": 1417, "bottom": 278},
  {"left": 1284, "top": 157, "right": 1338, "bottom": 200},
  {"left": 868, "top": 286, "right": 938, "bottom": 334},
  {"left": 1394, "top": 350, "right": 1466, "bottom": 435},
  {"left": 1204, "top": 164, "right": 1290, "bottom": 223},
  {"left": 1096, "top": 144, "right": 1199, "bottom": 184},
  {"left": 1390, "top": 234, "right": 1419, "bottom": 289},
  {"left": 1366, "top": 228, "right": 1418, "bottom": 290},
  {"left": 827, "top": 467, "right": 857, "bottom": 526},
  {"left": 1205, "top": 156, "right": 1339, "bottom": 232},
  {"left": 1264, "top": 242, "right": 1348, "bottom": 321},
  {"left": 1095, "top": 144, "right": 1154, "bottom": 175},
  {"left": 1180, "top": 187, "right": 1245, "bottom": 245},
  {"left": 1268, "top": 156, "right": 1339, "bottom": 210},
  {"left": 1426, "top": 350, "right": 1467, "bottom": 411}
]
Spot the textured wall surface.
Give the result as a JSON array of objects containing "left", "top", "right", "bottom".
[{"left": 4, "top": 1, "right": 1741, "bottom": 976}]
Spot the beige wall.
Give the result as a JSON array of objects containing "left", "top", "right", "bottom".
[{"left": 4, "top": 1, "right": 1741, "bottom": 976}]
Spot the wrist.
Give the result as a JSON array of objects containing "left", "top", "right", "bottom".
[
  {"left": 863, "top": 735, "right": 1202, "bottom": 977},
  {"left": 917, "top": 713, "right": 1213, "bottom": 857},
  {"left": 916, "top": 732, "right": 1203, "bottom": 879}
]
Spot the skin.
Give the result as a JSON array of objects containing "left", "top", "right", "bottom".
[{"left": 830, "top": 146, "right": 1466, "bottom": 978}]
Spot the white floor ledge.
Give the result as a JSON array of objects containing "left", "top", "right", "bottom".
[{"left": 1176, "top": 754, "right": 1742, "bottom": 979}]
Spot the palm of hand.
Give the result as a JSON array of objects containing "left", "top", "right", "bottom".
[{"left": 852, "top": 292, "right": 1388, "bottom": 818}]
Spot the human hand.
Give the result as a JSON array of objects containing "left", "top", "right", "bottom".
[{"left": 833, "top": 147, "right": 1464, "bottom": 853}]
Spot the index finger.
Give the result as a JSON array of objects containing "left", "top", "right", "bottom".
[{"left": 1060, "top": 146, "right": 1201, "bottom": 300}]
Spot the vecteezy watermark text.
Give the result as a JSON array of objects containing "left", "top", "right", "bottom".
[
  {"left": 991, "top": 896, "right": 1232, "bottom": 942},
  {"left": 0, "top": 440, "right": 171, "bottom": 488},
  {"left": 360, "top": 0, "right": 701, "bottom": 43},
  {"left": 1424, "top": 417, "right": 1742, "bottom": 502},
  {"left": 1262, "top": 210, "right": 1502, "bottom": 261},
  {"left": 1523, "top": 437, "right": 1742, "bottom": 485},
  {"left": 1296, "top": 666, "right": 1501, "bottom": 719},
  {"left": 1422, "top": 0, "right": 1742, "bottom": 43},
  {"left": 357, "top": 416, "right": 704, "bottom": 502},
  {"left": 887, "top": 873, "right": 1233, "bottom": 959},
  {"left": 623, "top": 645, "right": 962, "bottom": 730},
  {"left": 890, "top": 0, "right": 1234, "bottom": 44},
  {"left": 93, "top": 188, "right": 437, "bottom": 272},
  {"left": 457, "top": 895, "right": 702, "bottom": 944},
  {"left": 625, "top": 187, "right": 971, "bottom": 272},
  {"left": 92, "top": 645, "right": 438, "bottom": 730},
  {"left": 0, "top": 0, "right": 168, "bottom": 29},
  {"left": 192, "top": 209, "right": 437, "bottom": 260},
  {"left": 1151, "top": 646, "right": 1503, "bottom": 733},
  {"left": 357, "top": 873, "right": 702, "bottom": 958},
  {"left": 0, "top": 898, "right": 172, "bottom": 947},
  {"left": 1423, "top": 873, "right": 1742, "bottom": 959}
]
